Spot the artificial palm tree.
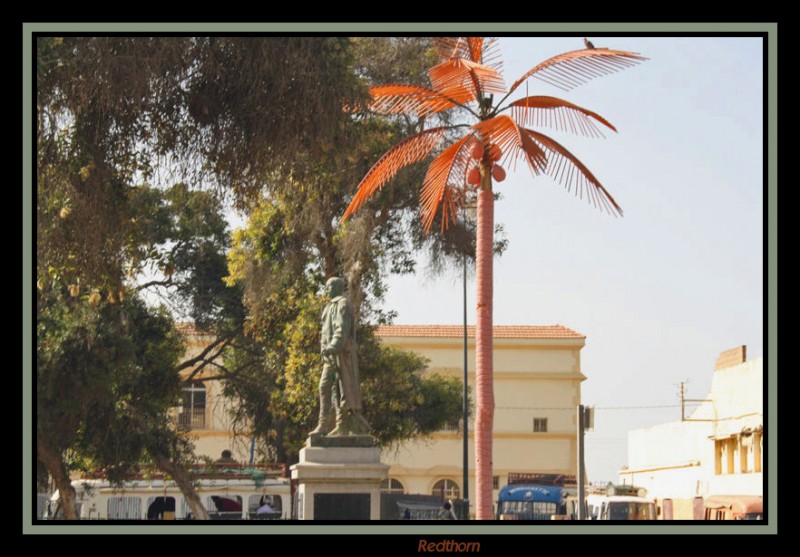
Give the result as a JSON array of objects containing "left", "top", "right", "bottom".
[{"left": 342, "top": 37, "right": 645, "bottom": 520}]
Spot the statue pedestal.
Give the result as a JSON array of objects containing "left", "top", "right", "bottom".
[{"left": 290, "top": 436, "right": 389, "bottom": 520}]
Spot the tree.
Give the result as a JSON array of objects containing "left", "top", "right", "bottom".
[
  {"left": 34, "top": 36, "right": 455, "bottom": 502},
  {"left": 361, "top": 344, "right": 464, "bottom": 443},
  {"left": 250, "top": 37, "right": 480, "bottom": 319},
  {"left": 36, "top": 289, "right": 210, "bottom": 520},
  {"left": 35, "top": 178, "right": 243, "bottom": 519},
  {"left": 342, "top": 37, "right": 646, "bottom": 519},
  {"left": 223, "top": 198, "right": 464, "bottom": 463},
  {"left": 37, "top": 36, "right": 362, "bottom": 297},
  {"left": 214, "top": 38, "right": 475, "bottom": 463},
  {"left": 33, "top": 36, "right": 475, "bottom": 516}
]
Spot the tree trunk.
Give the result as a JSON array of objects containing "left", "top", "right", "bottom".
[
  {"left": 37, "top": 437, "right": 79, "bottom": 520},
  {"left": 275, "top": 421, "right": 289, "bottom": 465},
  {"left": 474, "top": 173, "right": 495, "bottom": 520},
  {"left": 150, "top": 452, "right": 210, "bottom": 520}
]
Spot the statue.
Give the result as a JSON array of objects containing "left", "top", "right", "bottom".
[{"left": 310, "top": 277, "right": 370, "bottom": 438}]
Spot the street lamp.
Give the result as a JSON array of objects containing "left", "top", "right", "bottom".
[{"left": 462, "top": 200, "right": 477, "bottom": 519}]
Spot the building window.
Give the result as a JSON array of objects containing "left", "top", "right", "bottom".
[
  {"left": 381, "top": 478, "right": 405, "bottom": 494},
  {"left": 178, "top": 381, "right": 206, "bottom": 430},
  {"left": 432, "top": 479, "right": 460, "bottom": 500},
  {"left": 533, "top": 417, "right": 548, "bottom": 433},
  {"left": 206, "top": 495, "right": 242, "bottom": 518},
  {"left": 247, "top": 494, "right": 282, "bottom": 517},
  {"left": 493, "top": 476, "right": 500, "bottom": 490},
  {"left": 727, "top": 438, "right": 737, "bottom": 474},
  {"left": 107, "top": 496, "right": 142, "bottom": 519},
  {"left": 716, "top": 437, "right": 739, "bottom": 475},
  {"left": 145, "top": 496, "right": 176, "bottom": 520},
  {"left": 740, "top": 433, "right": 752, "bottom": 474}
]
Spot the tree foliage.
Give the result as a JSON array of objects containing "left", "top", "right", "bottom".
[
  {"left": 35, "top": 36, "right": 471, "bottom": 510},
  {"left": 36, "top": 178, "right": 237, "bottom": 519},
  {"left": 37, "top": 36, "right": 362, "bottom": 295},
  {"left": 218, "top": 38, "right": 470, "bottom": 464},
  {"left": 220, "top": 263, "right": 464, "bottom": 464},
  {"left": 225, "top": 185, "right": 461, "bottom": 462},
  {"left": 36, "top": 288, "right": 197, "bottom": 517}
]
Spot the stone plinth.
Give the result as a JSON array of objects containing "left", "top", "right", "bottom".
[{"left": 290, "top": 437, "right": 389, "bottom": 520}]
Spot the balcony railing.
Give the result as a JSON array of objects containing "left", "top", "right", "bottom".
[
  {"left": 439, "top": 419, "right": 462, "bottom": 433},
  {"left": 177, "top": 408, "right": 206, "bottom": 430}
]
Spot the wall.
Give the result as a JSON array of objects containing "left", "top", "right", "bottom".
[
  {"left": 620, "top": 349, "right": 763, "bottom": 519},
  {"left": 375, "top": 326, "right": 586, "bottom": 514}
]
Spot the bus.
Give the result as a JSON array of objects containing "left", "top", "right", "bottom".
[
  {"left": 586, "top": 485, "right": 657, "bottom": 521},
  {"left": 496, "top": 473, "right": 576, "bottom": 520},
  {"left": 43, "top": 466, "right": 291, "bottom": 520},
  {"left": 703, "top": 495, "right": 763, "bottom": 520}
]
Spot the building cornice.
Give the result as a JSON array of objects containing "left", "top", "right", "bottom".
[
  {"left": 429, "top": 432, "right": 576, "bottom": 441},
  {"left": 375, "top": 324, "right": 585, "bottom": 339},
  {"left": 381, "top": 338, "right": 586, "bottom": 351},
  {"left": 421, "top": 368, "right": 587, "bottom": 381}
]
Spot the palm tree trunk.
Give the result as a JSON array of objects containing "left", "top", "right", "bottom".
[{"left": 474, "top": 176, "right": 495, "bottom": 520}]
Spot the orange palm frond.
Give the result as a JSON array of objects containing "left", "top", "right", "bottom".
[
  {"left": 342, "top": 127, "right": 447, "bottom": 222},
  {"left": 467, "top": 37, "right": 485, "bottom": 64},
  {"left": 510, "top": 96, "right": 617, "bottom": 138},
  {"left": 510, "top": 48, "right": 648, "bottom": 93},
  {"left": 429, "top": 58, "right": 506, "bottom": 100},
  {"left": 524, "top": 128, "right": 623, "bottom": 216},
  {"left": 433, "top": 37, "right": 468, "bottom": 60},
  {"left": 471, "top": 37, "right": 503, "bottom": 72},
  {"left": 369, "top": 84, "right": 473, "bottom": 117},
  {"left": 472, "top": 115, "right": 548, "bottom": 175},
  {"left": 433, "top": 37, "right": 504, "bottom": 71},
  {"left": 420, "top": 133, "right": 478, "bottom": 232}
]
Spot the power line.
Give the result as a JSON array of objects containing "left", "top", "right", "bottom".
[{"left": 596, "top": 404, "right": 700, "bottom": 410}]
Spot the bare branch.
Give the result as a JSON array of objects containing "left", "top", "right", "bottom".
[
  {"left": 174, "top": 327, "right": 240, "bottom": 375},
  {"left": 136, "top": 278, "right": 176, "bottom": 291}
]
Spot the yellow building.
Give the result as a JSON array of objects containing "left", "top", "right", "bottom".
[
  {"left": 620, "top": 346, "right": 763, "bottom": 519},
  {"left": 175, "top": 323, "right": 588, "bottom": 516},
  {"left": 374, "top": 324, "right": 586, "bottom": 514},
  {"left": 172, "top": 325, "right": 247, "bottom": 461}
]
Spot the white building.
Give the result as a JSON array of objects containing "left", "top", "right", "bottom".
[{"left": 620, "top": 346, "right": 763, "bottom": 519}]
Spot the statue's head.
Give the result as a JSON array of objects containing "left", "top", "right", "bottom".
[{"left": 325, "top": 277, "right": 346, "bottom": 298}]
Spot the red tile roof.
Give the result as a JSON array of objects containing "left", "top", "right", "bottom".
[{"left": 373, "top": 324, "right": 584, "bottom": 339}]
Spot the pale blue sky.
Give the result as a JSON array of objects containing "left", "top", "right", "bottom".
[{"left": 380, "top": 36, "right": 765, "bottom": 482}]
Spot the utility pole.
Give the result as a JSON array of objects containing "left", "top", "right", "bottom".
[
  {"left": 676, "top": 379, "right": 711, "bottom": 422},
  {"left": 677, "top": 379, "right": 689, "bottom": 421}
]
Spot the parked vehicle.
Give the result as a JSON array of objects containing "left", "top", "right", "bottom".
[
  {"left": 586, "top": 485, "right": 657, "bottom": 520},
  {"left": 703, "top": 495, "right": 763, "bottom": 520},
  {"left": 496, "top": 473, "right": 577, "bottom": 520},
  {"left": 43, "top": 466, "right": 291, "bottom": 520}
]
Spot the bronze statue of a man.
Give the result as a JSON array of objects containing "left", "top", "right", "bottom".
[{"left": 310, "top": 277, "right": 369, "bottom": 437}]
